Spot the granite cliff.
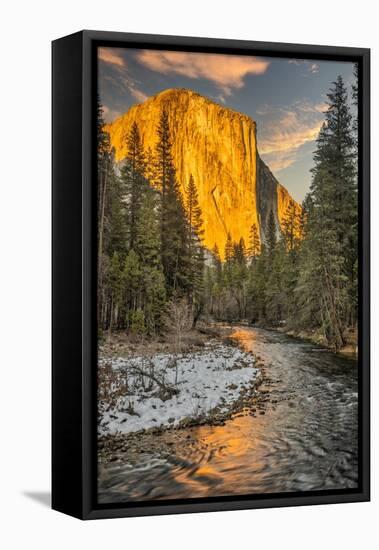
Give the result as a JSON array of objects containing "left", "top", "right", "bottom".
[{"left": 105, "top": 88, "right": 301, "bottom": 257}]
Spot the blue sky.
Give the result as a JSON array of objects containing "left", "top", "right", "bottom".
[{"left": 98, "top": 47, "right": 356, "bottom": 203}]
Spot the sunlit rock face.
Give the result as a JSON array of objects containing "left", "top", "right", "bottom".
[
  {"left": 256, "top": 158, "right": 302, "bottom": 243},
  {"left": 105, "top": 88, "right": 300, "bottom": 258}
]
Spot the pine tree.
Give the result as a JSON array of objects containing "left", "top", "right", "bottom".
[
  {"left": 162, "top": 181, "right": 190, "bottom": 294},
  {"left": 98, "top": 164, "right": 127, "bottom": 331},
  {"left": 104, "top": 168, "right": 127, "bottom": 259},
  {"left": 282, "top": 200, "right": 301, "bottom": 252},
  {"left": 143, "top": 268, "right": 166, "bottom": 334},
  {"left": 233, "top": 238, "right": 247, "bottom": 265},
  {"left": 123, "top": 249, "right": 142, "bottom": 322},
  {"left": 212, "top": 244, "right": 222, "bottom": 283},
  {"left": 250, "top": 249, "right": 267, "bottom": 322},
  {"left": 296, "top": 75, "right": 357, "bottom": 348},
  {"left": 135, "top": 189, "right": 166, "bottom": 333},
  {"left": 249, "top": 223, "right": 261, "bottom": 260},
  {"left": 265, "top": 238, "right": 285, "bottom": 325},
  {"left": 107, "top": 252, "right": 123, "bottom": 334},
  {"left": 97, "top": 99, "right": 129, "bottom": 331},
  {"left": 135, "top": 189, "right": 161, "bottom": 270},
  {"left": 266, "top": 210, "right": 277, "bottom": 258},
  {"left": 231, "top": 237, "right": 248, "bottom": 318},
  {"left": 279, "top": 201, "right": 302, "bottom": 323},
  {"left": 97, "top": 98, "right": 112, "bottom": 303},
  {"left": 263, "top": 209, "right": 284, "bottom": 325},
  {"left": 185, "top": 175, "right": 204, "bottom": 242},
  {"left": 155, "top": 110, "right": 173, "bottom": 197},
  {"left": 144, "top": 146, "right": 156, "bottom": 187},
  {"left": 202, "top": 244, "right": 222, "bottom": 319},
  {"left": 299, "top": 194, "right": 313, "bottom": 241},
  {"left": 120, "top": 122, "right": 147, "bottom": 251},
  {"left": 155, "top": 109, "right": 190, "bottom": 295},
  {"left": 224, "top": 233, "right": 234, "bottom": 263},
  {"left": 185, "top": 175, "right": 205, "bottom": 321},
  {"left": 220, "top": 236, "right": 249, "bottom": 320}
]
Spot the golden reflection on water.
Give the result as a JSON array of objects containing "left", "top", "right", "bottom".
[
  {"left": 171, "top": 413, "right": 271, "bottom": 496},
  {"left": 231, "top": 327, "right": 260, "bottom": 351},
  {"left": 170, "top": 337, "right": 273, "bottom": 495},
  {"left": 167, "top": 328, "right": 273, "bottom": 496}
]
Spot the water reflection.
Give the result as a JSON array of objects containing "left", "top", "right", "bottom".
[{"left": 98, "top": 327, "right": 358, "bottom": 502}]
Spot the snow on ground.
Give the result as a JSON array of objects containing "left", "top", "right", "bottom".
[{"left": 99, "top": 345, "right": 260, "bottom": 435}]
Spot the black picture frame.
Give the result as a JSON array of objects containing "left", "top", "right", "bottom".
[{"left": 52, "top": 30, "right": 370, "bottom": 520}]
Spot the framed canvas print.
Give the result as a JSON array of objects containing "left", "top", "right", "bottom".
[{"left": 52, "top": 30, "right": 370, "bottom": 519}]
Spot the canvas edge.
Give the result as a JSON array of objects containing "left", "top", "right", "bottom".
[{"left": 52, "top": 30, "right": 370, "bottom": 520}]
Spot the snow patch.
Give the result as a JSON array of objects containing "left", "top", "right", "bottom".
[{"left": 99, "top": 345, "right": 260, "bottom": 434}]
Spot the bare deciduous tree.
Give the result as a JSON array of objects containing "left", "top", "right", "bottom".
[
  {"left": 164, "top": 299, "right": 192, "bottom": 384},
  {"left": 164, "top": 299, "right": 192, "bottom": 353}
]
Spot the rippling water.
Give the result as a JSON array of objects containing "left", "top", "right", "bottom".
[{"left": 98, "top": 327, "right": 358, "bottom": 502}]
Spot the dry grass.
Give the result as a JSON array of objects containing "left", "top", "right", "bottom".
[{"left": 98, "top": 322, "right": 233, "bottom": 359}]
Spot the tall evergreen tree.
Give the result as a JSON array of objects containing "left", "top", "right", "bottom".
[
  {"left": 122, "top": 249, "right": 142, "bottom": 325},
  {"left": 185, "top": 175, "right": 205, "bottom": 319},
  {"left": 212, "top": 244, "right": 222, "bottom": 282},
  {"left": 230, "top": 237, "right": 248, "bottom": 319},
  {"left": 96, "top": 99, "right": 127, "bottom": 330},
  {"left": 296, "top": 75, "right": 357, "bottom": 348},
  {"left": 135, "top": 189, "right": 166, "bottom": 333},
  {"left": 144, "top": 146, "right": 156, "bottom": 187},
  {"left": 233, "top": 238, "right": 247, "bottom": 265},
  {"left": 185, "top": 175, "right": 204, "bottom": 242},
  {"left": 249, "top": 223, "right": 261, "bottom": 261},
  {"left": 279, "top": 200, "right": 302, "bottom": 323},
  {"left": 266, "top": 210, "right": 277, "bottom": 258},
  {"left": 135, "top": 189, "right": 161, "bottom": 269},
  {"left": 205, "top": 244, "right": 223, "bottom": 319},
  {"left": 155, "top": 110, "right": 190, "bottom": 295},
  {"left": 155, "top": 110, "right": 172, "bottom": 197},
  {"left": 248, "top": 248, "right": 267, "bottom": 322},
  {"left": 265, "top": 238, "right": 285, "bottom": 325},
  {"left": 282, "top": 200, "right": 301, "bottom": 252},
  {"left": 224, "top": 232, "right": 234, "bottom": 263},
  {"left": 97, "top": 98, "right": 111, "bottom": 282},
  {"left": 120, "top": 122, "right": 147, "bottom": 251}
]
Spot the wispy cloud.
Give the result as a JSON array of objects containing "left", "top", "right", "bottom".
[
  {"left": 102, "top": 105, "right": 122, "bottom": 123},
  {"left": 129, "top": 87, "right": 149, "bottom": 103},
  {"left": 309, "top": 63, "right": 319, "bottom": 74},
  {"left": 293, "top": 99, "right": 327, "bottom": 113},
  {"left": 256, "top": 99, "right": 326, "bottom": 118},
  {"left": 99, "top": 48, "right": 149, "bottom": 105},
  {"left": 255, "top": 104, "right": 272, "bottom": 116},
  {"left": 98, "top": 48, "right": 126, "bottom": 68},
  {"left": 136, "top": 50, "right": 270, "bottom": 95},
  {"left": 209, "top": 94, "right": 227, "bottom": 105},
  {"left": 288, "top": 58, "right": 321, "bottom": 75},
  {"left": 257, "top": 100, "right": 325, "bottom": 172}
]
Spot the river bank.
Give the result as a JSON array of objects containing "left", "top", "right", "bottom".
[
  {"left": 274, "top": 325, "right": 358, "bottom": 356},
  {"left": 242, "top": 316, "right": 357, "bottom": 356},
  {"left": 98, "top": 324, "right": 265, "bottom": 463}
]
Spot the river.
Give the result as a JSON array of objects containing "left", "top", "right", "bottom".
[{"left": 98, "top": 327, "right": 358, "bottom": 502}]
